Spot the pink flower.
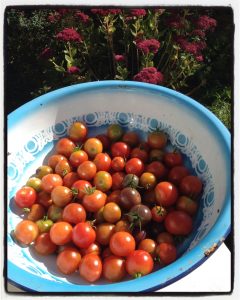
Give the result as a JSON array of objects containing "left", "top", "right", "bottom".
[
  {"left": 195, "top": 55, "right": 204, "bottom": 62},
  {"left": 57, "top": 8, "right": 70, "bottom": 16},
  {"left": 130, "top": 9, "right": 147, "bottom": 17},
  {"left": 136, "top": 39, "right": 160, "bottom": 54},
  {"left": 75, "top": 11, "right": 89, "bottom": 23},
  {"left": 40, "top": 47, "right": 53, "bottom": 59},
  {"left": 196, "top": 15, "right": 217, "bottom": 31},
  {"left": 56, "top": 28, "right": 82, "bottom": 42},
  {"left": 166, "top": 15, "right": 184, "bottom": 29},
  {"left": 67, "top": 66, "right": 80, "bottom": 74},
  {"left": 191, "top": 29, "right": 206, "bottom": 38},
  {"left": 183, "top": 43, "right": 199, "bottom": 55},
  {"left": 114, "top": 54, "right": 125, "bottom": 62},
  {"left": 47, "top": 14, "right": 60, "bottom": 23},
  {"left": 175, "top": 36, "right": 206, "bottom": 55},
  {"left": 91, "top": 9, "right": 122, "bottom": 16},
  {"left": 134, "top": 67, "right": 164, "bottom": 85}
]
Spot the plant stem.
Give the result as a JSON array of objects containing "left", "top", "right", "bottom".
[{"left": 157, "top": 30, "right": 172, "bottom": 70}]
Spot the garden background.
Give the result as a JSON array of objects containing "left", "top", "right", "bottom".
[{"left": 5, "top": 6, "right": 233, "bottom": 131}]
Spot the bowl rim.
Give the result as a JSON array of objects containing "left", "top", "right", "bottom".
[{"left": 7, "top": 80, "right": 231, "bottom": 292}]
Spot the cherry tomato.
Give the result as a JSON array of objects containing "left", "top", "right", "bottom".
[
  {"left": 155, "top": 242, "right": 177, "bottom": 265},
  {"left": 106, "top": 190, "right": 121, "bottom": 204},
  {"left": 139, "top": 172, "right": 157, "bottom": 190},
  {"left": 55, "top": 160, "right": 72, "bottom": 177},
  {"left": 36, "top": 165, "right": 53, "bottom": 179},
  {"left": 107, "top": 124, "right": 123, "bottom": 142},
  {"left": 142, "top": 189, "right": 156, "bottom": 205},
  {"left": 109, "top": 232, "right": 135, "bottom": 257},
  {"left": 81, "top": 242, "right": 101, "bottom": 256},
  {"left": 138, "top": 239, "right": 156, "bottom": 255},
  {"left": 57, "top": 248, "right": 81, "bottom": 274},
  {"left": 111, "top": 142, "right": 130, "bottom": 159},
  {"left": 62, "top": 172, "right": 79, "bottom": 188},
  {"left": 26, "top": 203, "right": 45, "bottom": 221},
  {"left": 71, "top": 179, "right": 92, "bottom": 200},
  {"left": 26, "top": 177, "right": 42, "bottom": 192},
  {"left": 14, "top": 220, "right": 39, "bottom": 245},
  {"left": 79, "top": 254, "right": 102, "bottom": 282},
  {"left": 156, "top": 232, "right": 175, "bottom": 245},
  {"left": 56, "top": 138, "right": 76, "bottom": 157},
  {"left": 176, "top": 196, "right": 198, "bottom": 216},
  {"left": 47, "top": 204, "right": 63, "bottom": 222},
  {"left": 164, "top": 210, "right": 193, "bottom": 235},
  {"left": 95, "top": 134, "right": 111, "bottom": 151},
  {"left": 37, "top": 191, "right": 52, "bottom": 208},
  {"left": 93, "top": 171, "right": 112, "bottom": 192},
  {"left": 77, "top": 160, "right": 97, "bottom": 181},
  {"left": 122, "top": 131, "right": 140, "bottom": 148},
  {"left": 15, "top": 186, "right": 37, "bottom": 208},
  {"left": 103, "top": 255, "right": 126, "bottom": 282},
  {"left": 83, "top": 137, "right": 103, "bottom": 158},
  {"left": 62, "top": 203, "right": 86, "bottom": 224},
  {"left": 110, "top": 156, "right": 125, "bottom": 172},
  {"left": 114, "top": 219, "right": 131, "bottom": 233},
  {"left": 130, "top": 147, "right": 148, "bottom": 163},
  {"left": 69, "top": 150, "right": 88, "bottom": 168},
  {"left": 72, "top": 222, "right": 96, "bottom": 248},
  {"left": 163, "top": 151, "right": 183, "bottom": 168},
  {"left": 82, "top": 189, "right": 107, "bottom": 213},
  {"left": 149, "top": 149, "right": 164, "bottom": 162},
  {"left": 51, "top": 186, "right": 73, "bottom": 207},
  {"left": 47, "top": 154, "right": 67, "bottom": 170},
  {"left": 119, "top": 187, "right": 141, "bottom": 210},
  {"left": 180, "top": 175, "right": 203, "bottom": 198},
  {"left": 41, "top": 174, "right": 63, "bottom": 193},
  {"left": 36, "top": 218, "right": 54, "bottom": 233},
  {"left": 94, "top": 207, "right": 105, "bottom": 224},
  {"left": 111, "top": 171, "right": 125, "bottom": 190},
  {"left": 126, "top": 250, "right": 153, "bottom": 277},
  {"left": 50, "top": 221, "right": 73, "bottom": 245},
  {"left": 151, "top": 205, "right": 167, "bottom": 223},
  {"left": 147, "top": 130, "right": 167, "bottom": 149},
  {"left": 93, "top": 153, "right": 111, "bottom": 171},
  {"left": 155, "top": 181, "right": 178, "bottom": 207},
  {"left": 68, "top": 121, "right": 88, "bottom": 142},
  {"left": 103, "top": 202, "right": 121, "bottom": 223},
  {"left": 96, "top": 223, "right": 115, "bottom": 246},
  {"left": 125, "top": 158, "right": 144, "bottom": 177},
  {"left": 133, "top": 228, "right": 147, "bottom": 244},
  {"left": 167, "top": 166, "right": 190, "bottom": 186},
  {"left": 145, "top": 161, "right": 167, "bottom": 179},
  {"left": 128, "top": 204, "right": 152, "bottom": 228},
  {"left": 34, "top": 232, "right": 57, "bottom": 255}
]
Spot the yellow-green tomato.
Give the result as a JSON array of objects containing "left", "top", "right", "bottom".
[{"left": 26, "top": 177, "right": 42, "bottom": 192}]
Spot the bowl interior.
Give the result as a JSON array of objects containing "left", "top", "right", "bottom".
[{"left": 7, "top": 81, "right": 231, "bottom": 292}]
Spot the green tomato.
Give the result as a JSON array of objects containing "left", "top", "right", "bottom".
[
  {"left": 36, "top": 165, "right": 53, "bottom": 179},
  {"left": 36, "top": 218, "right": 54, "bottom": 233},
  {"left": 26, "top": 177, "right": 42, "bottom": 192},
  {"left": 107, "top": 124, "right": 123, "bottom": 142}
]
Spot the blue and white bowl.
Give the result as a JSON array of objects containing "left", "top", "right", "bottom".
[{"left": 7, "top": 81, "right": 231, "bottom": 292}]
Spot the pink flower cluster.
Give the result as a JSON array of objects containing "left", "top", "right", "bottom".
[
  {"left": 47, "top": 13, "right": 60, "bottom": 23},
  {"left": 75, "top": 11, "right": 89, "bottom": 23},
  {"left": 67, "top": 66, "right": 80, "bottom": 74},
  {"left": 191, "top": 29, "right": 206, "bottom": 38},
  {"left": 166, "top": 15, "right": 184, "bottom": 29},
  {"left": 136, "top": 39, "right": 160, "bottom": 54},
  {"left": 175, "top": 35, "right": 206, "bottom": 61},
  {"left": 56, "top": 28, "right": 82, "bottom": 42},
  {"left": 130, "top": 9, "right": 147, "bottom": 17},
  {"left": 134, "top": 67, "right": 163, "bottom": 85},
  {"left": 196, "top": 15, "right": 217, "bottom": 31},
  {"left": 40, "top": 47, "right": 53, "bottom": 59},
  {"left": 114, "top": 54, "right": 125, "bottom": 62},
  {"left": 91, "top": 9, "right": 122, "bottom": 16}
]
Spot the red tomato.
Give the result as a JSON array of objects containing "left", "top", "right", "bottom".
[
  {"left": 176, "top": 196, "right": 198, "bottom": 216},
  {"left": 95, "top": 134, "right": 111, "bottom": 151},
  {"left": 93, "top": 153, "right": 111, "bottom": 171},
  {"left": 138, "top": 239, "right": 157, "bottom": 255},
  {"left": 110, "top": 156, "right": 125, "bottom": 172},
  {"left": 180, "top": 175, "right": 203, "bottom": 198},
  {"left": 77, "top": 160, "right": 97, "bottom": 181},
  {"left": 155, "top": 181, "right": 178, "bottom": 207},
  {"left": 164, "top": 210, "right": 193, "bottom": 235},
  {"left": 111, "top": 171, "right": 125, "bottom": 190},
  {"left": 167, "top": 166, "right": 190, "bottom": 186},
  {"left": 27, "top": 203, "right": 45, "bottom": 221},
  {"left": 93, "top": 171, "right": 112, "bottom": 192},
  {"left": 79, "top": 254, "right": 102, "bottom": 282},
  {"left": 145, "top": 161, "right": 167, "bottom": 179},
  {"left": 14, "top": 220, "right": 39, "bottom": 245},
  {"left": 62, "top": 203, "right": 86, "bottom": 224},
  {"left": 106, "top": 190, "right": 121, "bottom": 204},
  {"left": 55, "top": 160, "right": 72, "bottom": 177},
  {"left": 62, "top": 172, "right": 79, "bottom": 188},
  {"left": 111, "top": 142, "right": 130, "bottom": 159},
  {"left": 151, "top": 205, "right": 167, "bottom": 223},
  {"left": 103, "top": 255, "right": 126, "bottom": 282},
  {"left": 57, "top": 248, "right": 81, "bottom": 274},
  {"left": 72, "top": 222, "right": 96, "bottom": 248},
  {"left": 68, "top": 121, "right": 88, "bottom": 142},
  {"left": 130, "top": 147, "right": 148, "bottom": 163},
  {"left": 109, "top": 232, "right": 135, "bottom": 257},
  {"left": 41, "top": 174, "right": 63, "bottom": 193},
  {"left": 139, "top": 172, "right": 157, "bottom": 190},
  {"left": 155, "top": 242, "right": 177, "bottom": 265},
  {"left": 82, "top": 189, "right": 107, "bottom": 212},
  {"left": 156, "top": 232, "right": 175, "bottom": 245},
  {"left": 15, "top": 186, "right": 37, "bottom": 208},
  {"left": 80, "top": 242, "right": 101, "bottom": 256},
  {"left": 69, "top": 150, "right": 88, "bottom": 168},
  {"left": 37, "top": 191, "right": 52, "bottom": 208},
  {"left": 149, "top": 149, "right": 164, "bottom": 162},
  {"left": 96, "top": 223, "right": 115, "bottom": 246},
  {"left": 122, "top": 131, "right": 140, "bottom": 148},
  {"left": 126, "top": 250, "right": 153, "bottom": 277},
  {"left": 125, "top": 158, "right": 144, "bottom": 177},
  {"left": 163, "top": 151, "right": 183, "bottom": 168},
  {"left": 71, "top": 180, "right": 92, "bottom": 200},
  {"left": 51, "top": 186, "right": 73, "bottom": 207},
  {"left": 56, "top": 138, "right": 76, "bottom": 157},
  {"left": 103, "top": 202, "right": 121, "bottom": 223},
  {"left": 83, "top": 138, "right": 103, "bottom": 158},
  {"left": 49, "top": 221, "right": 73, "bottom": 245},
  {"left": 147, "top": 131, "right": 167, "bottom": 149},
  {"left": 47, "top": 154, "right": 67, "bottom": 170},
  {"left": 34, "top": 232, "right": 57, "bottom": 255}
]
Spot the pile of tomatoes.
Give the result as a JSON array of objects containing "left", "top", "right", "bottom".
[{"left": 12, "top": 121, "right": 203, "bottom": 283}]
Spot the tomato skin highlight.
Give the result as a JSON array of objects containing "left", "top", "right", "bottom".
[
  {"left": 79, "top": 254, "right": 102, "bottom": 282},
  {"left": 41, "top": 174, "right": 63, "bottom": 194},
  {"left": 15, "top": 186, "right": 37, "bottom": 208},
  {"left": 126, "top": 250, "right": 154, "bottom": 277},
  {"left": 68, "top": 121, "right": 88, "bottom": 142},
  {"left": 125, "top": 158, "right": 144, "bottom": 177}
]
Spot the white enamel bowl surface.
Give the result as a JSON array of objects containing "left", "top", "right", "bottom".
[{"left": 7, "top": 81, "right": 231, "bottom": 292}]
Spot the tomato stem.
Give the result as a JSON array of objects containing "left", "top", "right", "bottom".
[{"left": 134, "top": 272, "right": 142, "bottom": 279}]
